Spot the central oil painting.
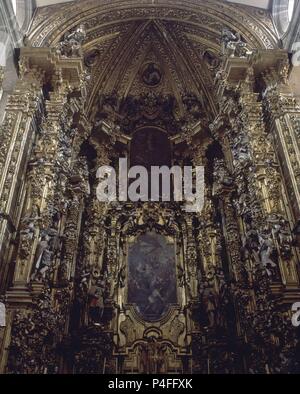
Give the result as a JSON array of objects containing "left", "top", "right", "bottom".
[{"left": 127, "top": 232, "right": 177, "bottom": 321}]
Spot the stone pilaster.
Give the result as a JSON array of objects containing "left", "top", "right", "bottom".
[
  {"left": 1, "top": 47, "right": 88, "bottom": 374},
  {"left": 0, "top": 66, "right": 4, "bottom": 96}
]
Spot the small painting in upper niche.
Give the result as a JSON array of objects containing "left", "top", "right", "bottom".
[
  {"left": 142, "top": 63, "right": 162, "bottom": 87},
  {"left": 128, "top": 232, "right": 177, "bottom": 321}
]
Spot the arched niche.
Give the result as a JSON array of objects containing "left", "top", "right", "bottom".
[{"left": 130, "top": 127, "right": 172, "bottom": 169}]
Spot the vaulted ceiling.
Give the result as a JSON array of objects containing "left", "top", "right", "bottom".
[
  {"left": 35, "top": 0, "right": 272, "bottom": 10},
  {"left": 28, "top": 0, "right": 278, "bottom": 123}
]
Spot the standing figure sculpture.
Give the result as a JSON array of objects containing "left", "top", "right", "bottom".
[
  {"left": 88, "top": 276, "right": 106, "bottom": 325},
  {"left": 31, "top": 232, "right": 53, "bottom": 281}
]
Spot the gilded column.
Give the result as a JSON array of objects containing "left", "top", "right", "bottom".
[
  {"left": 0, "top": 66, "right": 3, "bottom": 96},
  {"left": 75, "top": 135, "right": 114, "bottom": 327},
  {"left": 261, "top": 55, "right": 300, "bottom": 236},
  {"left": 212, "top": 48, "right": 299, "bottom": 372},
  {"left": 217, "top": 53, "right": 299, "bottom": 290},
  {"left": 0, "top": 55, "right": 45, "bottom": 374},
  {"left": 0, "top": 60, "right": 45, "bottom": 295},
  {"left": 189, "top": 142, "right": 210, "bottom": 297}
]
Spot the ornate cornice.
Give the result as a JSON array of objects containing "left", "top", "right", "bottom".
[
  {"left": 28, "top": 0, "right": 278, "bottom": 49},
  {"left": 23, "top": 1, "right": 280, "bottom": 120}
]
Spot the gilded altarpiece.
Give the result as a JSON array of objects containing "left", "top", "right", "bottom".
[{"left": 0, "top": 0, "right": 300, "bottom": 375}]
